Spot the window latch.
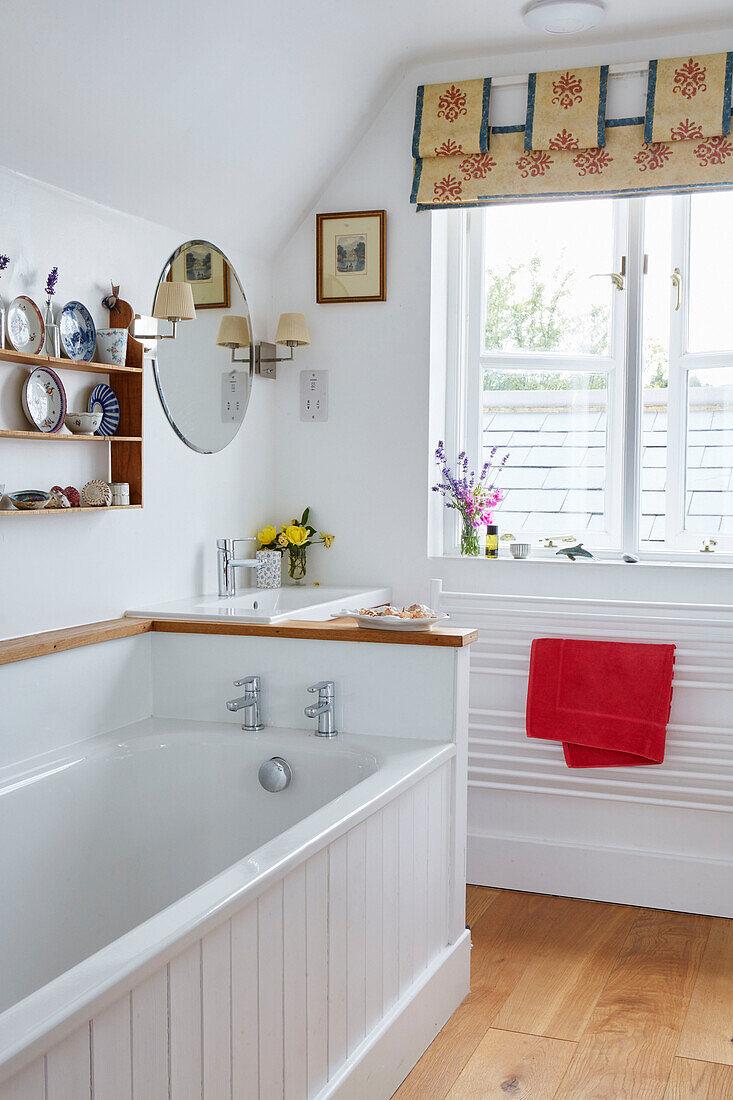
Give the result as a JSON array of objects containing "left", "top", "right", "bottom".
[
  {"left": 590, "top": 255, "right": 625, "bottom": 291},
  {"left": 671, "top": 267, "right": 682, "bottom": 311}
]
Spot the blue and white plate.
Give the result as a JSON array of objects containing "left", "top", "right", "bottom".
[
  {"left": 88, "top": 383, "right": 120, "bottom": 436},
  {"left": 59, "top": 300, "right": 97, "bottom": 362}
]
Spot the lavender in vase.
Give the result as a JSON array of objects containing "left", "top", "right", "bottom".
[
  {"left": 432, "top": 440, "right": 509, "bottom": 556},
  {"left": 0, "top": 255, "right": 10, "bottom": 350},
  {"left": 44, "top": 266, "right": 60, "bottom": 357}
]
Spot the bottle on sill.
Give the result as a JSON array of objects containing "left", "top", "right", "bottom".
[{"left": 485, "top": 525, "right": 498, "bottom": 559}]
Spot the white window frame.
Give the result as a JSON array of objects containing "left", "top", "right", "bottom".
[{"left": 435, "top": 195, "right": 733, "bottom": 563}]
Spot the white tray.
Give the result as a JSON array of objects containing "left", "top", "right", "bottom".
[{"left": 338, "top": 609, "right": 450, "bottom": 631}]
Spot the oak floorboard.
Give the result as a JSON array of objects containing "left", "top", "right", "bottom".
[
  {"left": 446, "top": 1028, "right": 576, "bottom": 1099},
  {"left": 392, "top": 891, "right": 583, "bottom": 1100},
  {"left": 465, "top": 885, "right": 500, "bottom": 928},
  {"left": 554, "top": 909, "right": 711, "bottom": 1100},
  {"left": 493, "top": 895, "right": 637, "bottom": 1042},
  {"left": 664, "top": 1057, "right": 733, "bottom": 1099},
  {"left": 677, "top": 917, "right": 733, "bottom": 1066}
]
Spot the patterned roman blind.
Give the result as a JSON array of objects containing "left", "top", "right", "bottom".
[{"left": 410, "top": 53, "right": 733, "bottom": 209}]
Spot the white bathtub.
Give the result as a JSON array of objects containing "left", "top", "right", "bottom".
[{"left": 0, "top": 718, "right": 461, "bottom": 1098}]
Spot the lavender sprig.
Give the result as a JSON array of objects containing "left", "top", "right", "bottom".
[{"left": 45, "top": 266, "right": 58, "bottom": 302}]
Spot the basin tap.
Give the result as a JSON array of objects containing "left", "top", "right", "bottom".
[
  {"left": 304, "top": 681, "right": 338, "bottom": 738},
  {"left": 217, "top": 537, "right": 258, "bottom": 597},
  {"left": 226, "top": 675, "right": 264, "bottom": 731}
]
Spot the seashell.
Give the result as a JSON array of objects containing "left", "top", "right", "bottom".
[
  {"left": 81, "top": 479, "right": 112, "bottom": 507},
  {"left": 48, "top": 489, "right": 71, "bottom": 508},
  {"left": 63, "top": 485, "right": 81, "bottom": 507}
]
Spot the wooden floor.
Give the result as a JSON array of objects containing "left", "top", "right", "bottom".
[{"left": 394, "top": 887, "right": 733, "bottom": 1099}]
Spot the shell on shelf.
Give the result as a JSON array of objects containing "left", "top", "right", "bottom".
[
  {"left": 48, "top": 488, "right": 71, "bottom": 508},
  {"left": 81, "top": 479, "right": 112, "bottom": 507}
]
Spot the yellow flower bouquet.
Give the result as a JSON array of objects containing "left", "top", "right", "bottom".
[{"left": 257, "top": 507, "right": 334, "bottom": 583}]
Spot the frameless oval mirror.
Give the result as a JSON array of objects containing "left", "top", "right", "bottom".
[{"left": 152, "top": 240, "right": 254, "bottom": 453}]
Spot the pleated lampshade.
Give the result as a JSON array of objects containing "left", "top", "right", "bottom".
[
  {"left": 216, "top": 315, "right": 252, "bottom": 348},
  {"left": 275, "top": 313, "right": 310, "bottom": 347},
  {"left": 154, "top": 281, "right": 196, "bottom": 321}
]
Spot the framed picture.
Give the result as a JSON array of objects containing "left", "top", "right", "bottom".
[
  {"left": 316, "top": 210, "right": 386, "bottom": 303},
  {"left": 169, "top": 242, "right": 230, "bottom": 309}
]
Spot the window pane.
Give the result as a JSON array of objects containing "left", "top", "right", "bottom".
[
  {"left": 482, "top": 200, "right": 615, "bottom": 356},
  {"left": 685, "top": 367, "right": 733, "bottom": 536},
  {"left": 688, "top": 193, "right": 733, "bottom": 353},
  {"left": 483, "top": 370, "right": 609, "bottom": 537}
]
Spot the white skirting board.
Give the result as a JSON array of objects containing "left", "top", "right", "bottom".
[
  {"left": 468, "top": 833, "right": 733, "bottom": 918},
  {"left": 323, "top": 930, "right": 471, "bottom": 1100}
]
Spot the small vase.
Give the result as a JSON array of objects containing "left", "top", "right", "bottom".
[
  {"left": 257, "top": 549, "right": 282, "bottom": 589},
  {"left": 0, "top": 294, "right": 5, "bottom": 350},
  {"left": 288, "top": 545, "right": 307, "bottom": 584},
  {"left": 44, "top": 301, "right": 60, "bottom": 357},
  {"left": 460, "top": 520, "right": 482, "bottom": 557}
]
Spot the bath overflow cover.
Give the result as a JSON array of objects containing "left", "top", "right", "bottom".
[{"left": 258, "top": 757, "right": 292, "bottom": 793}]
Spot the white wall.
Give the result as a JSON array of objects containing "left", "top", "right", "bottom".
[
  {"left": 0, "top": 167, "right": 276, "bottom": 639},
  {"left": 270, "top": 28, "right": 733, "bottom": 606}
]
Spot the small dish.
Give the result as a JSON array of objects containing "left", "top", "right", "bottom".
[
  {"left": 338, "top": 608, "right": 450, "bottom": 631},
  {"left": 59, "top": 300, "right": 97, "bottom": 361},
  {"left": 22, "top": 367, "right": 67, "bottom": 433},
  {"left": 82, "top": 479, "right": 112, "bottom": 507},
  {"left": 7, "top": 296, "right": 45, "bottom": 355},
  {"left": 88, "top": 383, "right": 120, "bottom": 436},
  {"left": 66, "top": 411, "right": 103, "bottom": 435},
  {"left": 9, "top": 490, "right": 50, "bottom": 510},
  {"left": 96, "top": 328, "right": 128, "bottom": 366},
  {"left": 510, "top": 542, "right": 531, "bottom": 559}
]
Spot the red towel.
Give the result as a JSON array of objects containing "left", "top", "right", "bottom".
[{"left": 526, "top": 638, "right": 675, "bottom": 767}]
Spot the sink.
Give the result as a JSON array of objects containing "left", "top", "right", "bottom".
[{"left": 126, "top": 586, "right": 391, "bottom": 625}]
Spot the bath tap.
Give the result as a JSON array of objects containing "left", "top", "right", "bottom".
[
  {"left": 226, "top": 675, "right": 264, "bottom": 731},
  {"left": 217, "top": 537, "right": 259, "bottom": 597},
  {"left": 304, "top": 681, "right": 338, "bottom": 738}
]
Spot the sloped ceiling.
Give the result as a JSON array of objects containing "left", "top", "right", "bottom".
[{"left": 1, "top": 0, "right": 731, "bottom": 257}]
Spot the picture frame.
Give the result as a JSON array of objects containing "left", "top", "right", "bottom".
[
  {"left": 316, "top": 210, "right": 386, "bottom": 303},
  {"left": 168, "top": 242, "right": 230, "bottom": 310}
]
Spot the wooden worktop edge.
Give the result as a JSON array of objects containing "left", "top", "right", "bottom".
[{"left": 0, "top": 617, "right": 153, "bottom": 665}]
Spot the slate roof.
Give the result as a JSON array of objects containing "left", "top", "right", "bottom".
[{"left": 483, "top": 387, "right": 732, "bottom": 543}]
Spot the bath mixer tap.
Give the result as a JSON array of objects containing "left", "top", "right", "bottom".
[
  {"left": 226, "top": 675, "right": 264, "bottom": 731},
  {"left": 217, "top": 537, "right": 258, "bottom": 597},
  {"left": 304, "top": 681, "right": 338, "bottom": 738}
]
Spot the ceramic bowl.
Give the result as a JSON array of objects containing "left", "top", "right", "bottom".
[
  {"left": 96, "top": 328, "right": 128, "bottom": 366},
  {"left": 510, "top": 542, "right": 531, "bottom": 559},
  {"left": 66, "top": 411, "right": 103, "bottom": 435},
  {"left": 9, "top": 490, "right": 51, "bottom": 511}
]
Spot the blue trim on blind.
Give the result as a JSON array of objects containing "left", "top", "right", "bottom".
[
  {"left": 644, "top": 60, "right": 658, "bottom": 143},
  {"left": 412, "top": 85, "right": 425, "bottom": 158},
  {"left": 723, "top": 53, "right": 733, "bottom": 136},
  {"left": 410, "top": 157, "right": 423, "bottom": 204},
  {"left": 607, "top": 116, "right": 645, "bottom": 127},
  {"left": 480, "top": 78, "right": 492, "bottom": 152},
  {"left": 524, "top": 72, "right": 537, "bottom": 151},
  {"left": 597, "top": 65, "right": 609, "bottom": 147},
  {"left": 492, "top": 124, "right": 526, "bottom": 134}
]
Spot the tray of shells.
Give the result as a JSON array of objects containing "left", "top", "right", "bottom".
[{"left": 336, "top": 603, "right": 450, "bottom": 630}]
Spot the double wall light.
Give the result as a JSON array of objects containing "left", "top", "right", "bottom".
[{"left": 216, "top": 312, "right": 310, "bottom": 379}]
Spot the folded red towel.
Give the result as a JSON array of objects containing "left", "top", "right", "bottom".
[{"left": 526, "top": 638, "right": 675, "bottom": 768}]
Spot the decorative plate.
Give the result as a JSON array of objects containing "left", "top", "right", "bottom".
[
  {"left": 88, "top": 383, "right": 120, "bottom": 436},
  {"left": 22, "top": 367, "right": 67, "bottom": 433},
  {"left": 9, "top": 490, "right": 51, "bottom": 510},
  {"left": 81, "top": 479, "right": 112, "bottom": 507},
  {"left": 7, "top": 296, "right": 45, "bottom": 355},
  {"left": 59, "top": 300, "right": 97, "bottom": 361},
  {"left": 337, "top": 608, "right": 450, "bottom": 631}
]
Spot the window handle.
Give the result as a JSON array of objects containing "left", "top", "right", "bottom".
[{"left": 671, "top": 267, "right": 682, "bottom": 311}]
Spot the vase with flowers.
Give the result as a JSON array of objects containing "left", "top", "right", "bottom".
[
  {"left": 0, "top": 254, "right": 10, "bottom": 350},
  {"left": 432, "top": 441, "right": 508, "bottom": 556},
  {"left": 44, "top": 266, "right": 60, "bottom": 357},
  {"left": 257, "top": 507, "right": 335, "bottom": 584}
]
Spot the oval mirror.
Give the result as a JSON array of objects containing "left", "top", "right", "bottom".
[{"left": 152, "top": 240, "right": 254, "bottom": 453}]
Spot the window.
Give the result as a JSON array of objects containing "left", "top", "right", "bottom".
[{"left": 438, "top": 192, "right": 733, "bottom": 558}]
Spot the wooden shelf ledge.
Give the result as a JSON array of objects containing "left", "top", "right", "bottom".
[
  {"left": 0, "top": 505, "right": 143, "bottom": 516},
  {"left": 0, "top": 347, "right": 142, "bottom": 375},
  {"left": 0, "top": 430, "right": 142, "bottom": 442}
]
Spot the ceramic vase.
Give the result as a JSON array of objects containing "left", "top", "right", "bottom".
[
  {"left": 257, "top": 550, "right": 282, "bottom": 589},
  {"left": 288, "top": 545, "right": 307, "bottom": 583}
]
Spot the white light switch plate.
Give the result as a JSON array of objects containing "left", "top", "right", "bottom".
[
  {"left": 300, "top": 370, "right": 328, "bottom": 421},
  {"left": 222, "top": 371, "right": 247, "bottom": 422}
]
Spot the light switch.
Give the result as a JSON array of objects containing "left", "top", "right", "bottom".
[
  {"left": 300, "top": 370, "right": 328, "bottom": 422},
  {"left": 222, "top": 371, "right": 247, "bottom": 422}
]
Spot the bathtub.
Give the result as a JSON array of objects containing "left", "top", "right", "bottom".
[{"left": 0, "top": 718, "right": 462, "bottom": 1098}]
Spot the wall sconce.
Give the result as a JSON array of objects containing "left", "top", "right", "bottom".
[
  {"left": 216, "top": 312, "right": 309, "bottom": 379},
  {"left": 133, "top": 282, "right": 196, "bottom": 346}
]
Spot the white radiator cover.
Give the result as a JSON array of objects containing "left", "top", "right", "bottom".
[{"left": 433, "top": 581, "right": 733, "bottom": 917}]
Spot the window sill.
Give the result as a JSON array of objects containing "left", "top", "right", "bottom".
[{"left": 432, "top": 551, "right": 733, "bottom": 569}]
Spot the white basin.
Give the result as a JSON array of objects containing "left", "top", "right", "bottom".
[{"left": 126, "top": 586, "right": 391, "bottom": 625}]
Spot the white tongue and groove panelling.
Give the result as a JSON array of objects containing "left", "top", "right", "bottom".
[{"left": 433, "top": 582, "right": 733, "bottom": 916}]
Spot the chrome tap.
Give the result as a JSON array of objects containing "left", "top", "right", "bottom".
[
  {"left": 304, "top": 681, "right": 338, "bottom": 738},
  {"left": 226, "top": 675, "right": 264, "bottom": 731},
  {"left": 217, "top": 537, "right": 258, "bottom": 597}
]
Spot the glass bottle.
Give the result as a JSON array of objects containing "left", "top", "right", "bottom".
[
  {"left": 485, "top": 524, "right": 499, "bottom": 558},
  {"left": 44, "top": 300, "right": 60, "bottom": 357}
]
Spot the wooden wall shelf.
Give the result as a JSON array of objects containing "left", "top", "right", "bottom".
[{"left": 0, "top": 331, "right": 144, "bottom": 514}]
